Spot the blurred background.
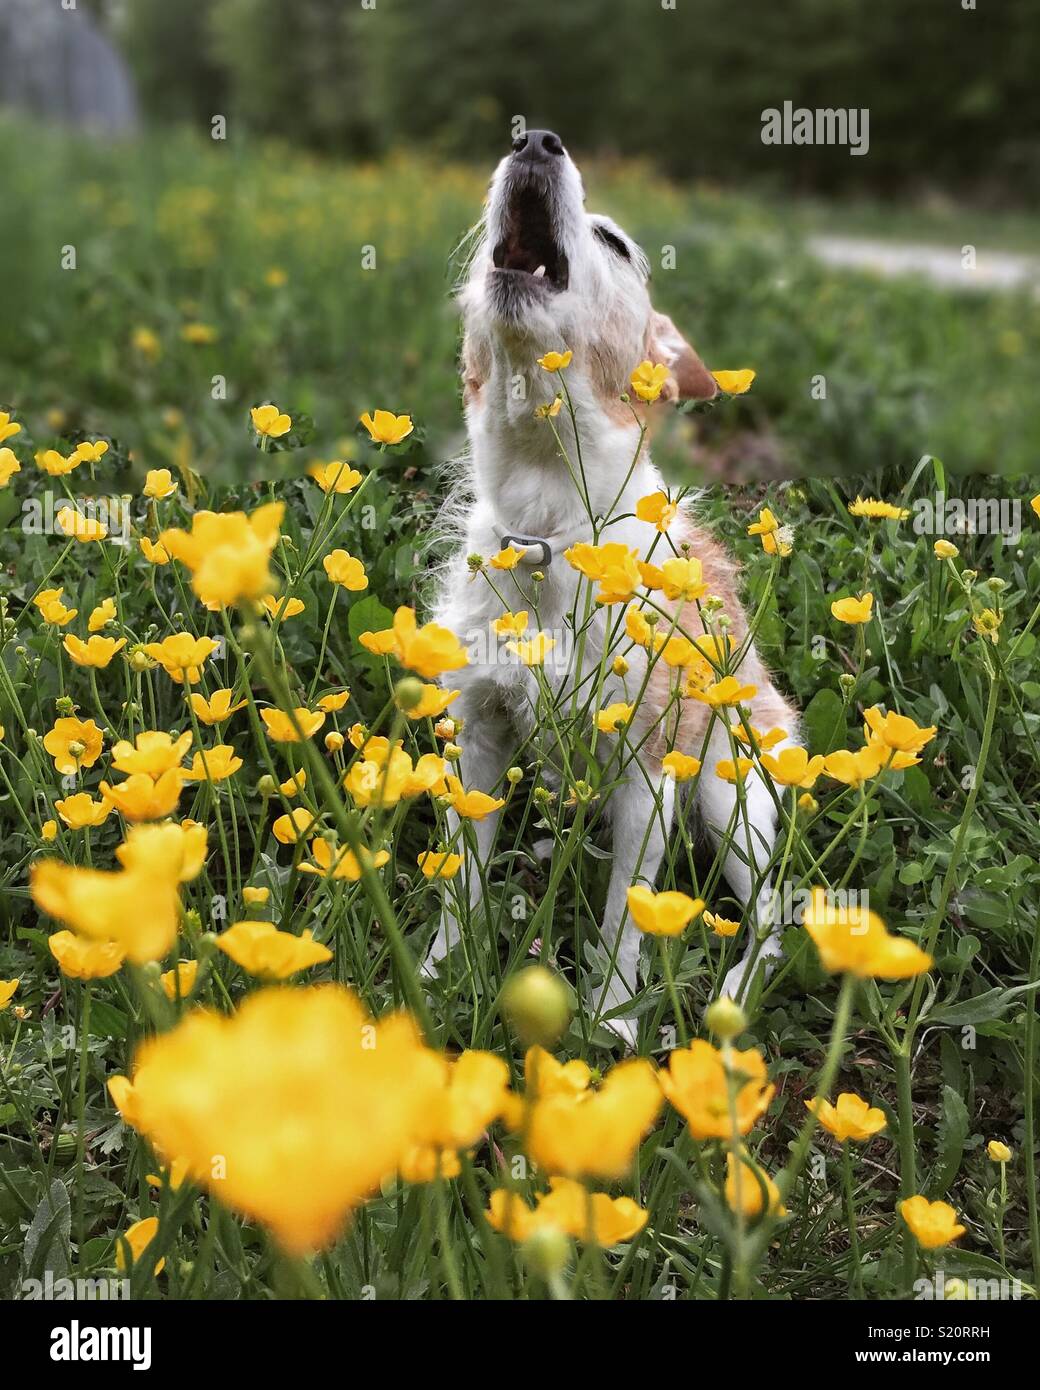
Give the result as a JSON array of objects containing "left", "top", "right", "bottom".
[{"left": 1, "top": 0, "right": 1038, "bottom": 489}]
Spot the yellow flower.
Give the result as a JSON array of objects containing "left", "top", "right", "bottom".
[
  {"left": 443, "top": 775, "right": 505, "bottom": 822},
  {"left": 217, "top": 921, "right": 332, "bottom": 979},
  {"left": 35, "top": 448, "right": 79, "bottom": 476},
  {"left": 112, "top": 985, "right": 444, "bottom": 1254},
  {"left": 43, "top": 717, "right": 104, "bottom": 774},
  {"left": 662, "top": 751, "right": 702, "bottom": 781},
  {"left": 34, "top": 587, "right": 78, "bottom": 626},
  {"left": 0, "top": 410, "right": 23, "bottom": 444},
  {"left": 180, "top": 322, "right": 218, "bottom": 344},
  {"left": 0, "top": 979, "right": 20, "bottom": 1010},
  {"left": 823, "top": 745, "right": 884, "bottom": 787},
  {"left": 190, "top": 689, "right": 246, "bottom": 724},
  {"left": 323, "top": 548, "right": 369, "bottom": 589},
  {"left": 403, "top": 684, "right": 460, "bottom": 720},
  {"left": 711, "top": 369, "right": 756, "bottom": 395},
  {"left": 144, "top": 468, "right": 177, "bottom": 499},
  {"left": 417, "top": 850, "right": 463, "bottom": 880},
  {"left": 243, "top": 886, "right": 270, "bottom": 905},
  {"left": 117, "top": 821, "right": 208, "bottom": 883},
  {"left": 31, "top": 858, "right": 181, "bottom": 963},
  {"left": 747, "top": 506, "right": 792, "bottom": 557},
  {"left": 359, "top": 606, "right": 468, "bottom": 679},
  {"left": 565, "top": 541, "right": 643, "bottom": 605},
  {"left": 115, "top": 1217, "right": 164, "bottom": 1276},
  {"left": 412, "top": 1049, "right": 511, "bottom": 1154},
  {"left": 359, "top": 410, "right": 413, "bottom": 445},
  {"left": 660, "top": 1039, "right": 774, "bottom": 1141},
  {"left": 299, "top": 839, "right": 390, "bottom": 881},
  {"left": 730, "top": 721, "right": 786, "bottom": 751},
  {"left": 251, "top": 403, "right": 292, "bottom": 438},
  {"left": 41, "top": 819, "right": 57, "bottom": 841},
  {"left": 863, "top": 706, "right": 937, "bottom": 758},
  {"left": 488, "top": 545, "right": 526, "bottom": 570},
  {"left": 689, "top": 675, "right": 757, "bottom": 708},
  {"left": 184, "top": 744, "right": 242, "bottom": 782},
  {"left": 55, "top": 793, "right": 112, "bottom": 830},
  {"left": 703, "top": 911, "right": 740, "bottom": 937},
  {"left": 111, "top": 730, "right": 192, "bottom": 778},
  {"left": 626, "top": 886, "right": 703, "bottom": 937},
  {"left": 88, "top": 598, "right": 117, "bottom": 632},
  {"left": 161, "top": 960, "right": 198, "bottom": 1002},
  {"left": 309, "top": 462, "right": 363, "bottom": 494},
  {"left": 63, "top": 633, "right": 127, "bottom": 668},
  {"left": 537, "top": 350, "right": 573, "bottom": 372},
  {"left": 512, "top": 1050, "right": 663, "bottom": 1179},
  {"left": 714, "top": 757, "right": 754, "bottom": 783},
  {"left": 972, "top": 608, "right": 1002, "bottom": 644},
  {"left": 146, "top": 1158, "right": 191, "bottom": 1191},
  {"left": 488, "top": 1176, "right": 647, "bottom": 1247},
  {"left": 72, "top": 439, "right": 109, "bottom": 465},
  {"left": 56, "top": 506, "right": 107, "bottom": 542},
  {"left": 101, "top": 770, "right": 184, "bottom": 821},
  {"left": 1031, "top": 494, "right": 1040, "bottom": 520},
  {"left": 506, "top": 631, "right": 556, "bottom": 666},
  {"left": 492, "top": 610, "right": 529, "bottom": 637},
  {"left": 900, "top": 1195, "right": 966, "bottom": 1249},
  {"left": 848, "top": 497, "right": 909, "bottom": 521},
  {"left": 724, "top": 1150, "right": 785, "bottom": 1218},
  {"left": 48, "top": 931, "right": 125, "bottom": 980},
  {"left": 143, "top": 633, "right": 220, "bottom": 685},
  {"left": 831, "top": 593, "right": 874, "bottom": 624},
  {"left": 596, "top": 702, "right": 634, "bottom": 733},
  {"left": 630, "top": 360, "right": 670, "bottom": 402},
  {"left": 160, "top": 502, "right": 284, "bottom": 608},
  {"left": 534, "top": 397, "right": 563, "bottom": 419},
  {"left": 264, "top": 266, "right": 288, "bottom": 287},
  {"left": 132, "top": 325, "right": 161, "bottom": 360},
  {"left": 806, "top": 1092, "right": 887, "bottom": 1143},
  {"left": 261, "top": 707, "right": 326, "bottom": 742},
  {"left": 802, "top": 888, "right": 932, "bottom": 978},
  {"left": 273, "top": 808, "right": 317, "bottom": 844},
  {"left": 660, "top": 557, "right": 707, "bottom": 602},
  {"left": 760, "top": 746, "right": 825, "bottom": 788},
  {"left": 987, "top": 1140, "right": 1012, "bottom": 1163},
  {"left": 0, "top": 447, "right": 22, "bottom": 486},
  {"left": 140, "top": 537, "right": 170, "bottom": 565},
  {"left": 635, "top": 491, "right": 678, "bottom": 531},
  {"left": 934, "top": 539, "right": 959, "bottom": 559},
  {"left": 261, "top": 593, "right": 306, "bottom": 622}
]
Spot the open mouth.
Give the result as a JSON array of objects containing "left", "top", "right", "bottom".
[{"left": 491, "top": 183, "right": 569, "bottom": 291}]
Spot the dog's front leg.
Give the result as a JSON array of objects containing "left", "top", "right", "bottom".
[
  {"left": 421, "top": 690, "right": 512, "bottom": 979},
  {"left": 594, "top": 767, "right": 675, "bottom": 1050}
]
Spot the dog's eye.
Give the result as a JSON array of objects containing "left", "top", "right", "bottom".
[{"left": 593, "top": 225, "right": 631, "bottom": 261}]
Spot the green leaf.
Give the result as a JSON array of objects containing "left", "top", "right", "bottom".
[
  {"left": 931, "top": 1085, "right": 969, "bottom": 1197},
  {"left": 802, "top": 687, "right": 847, "bottom": 756}
]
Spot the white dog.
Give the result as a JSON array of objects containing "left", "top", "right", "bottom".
[{"left": 423, "top": 130, "right": 800, "bottom": 1045}]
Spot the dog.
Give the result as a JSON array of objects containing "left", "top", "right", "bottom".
[{"left": 423, "top": 130, "right": 800, "bottom": 1046}]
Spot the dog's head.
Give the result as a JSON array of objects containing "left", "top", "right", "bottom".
[{"left": 460, "top": 129, "right": 716, "bottom": 405}]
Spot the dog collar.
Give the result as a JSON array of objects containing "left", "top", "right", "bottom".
[{"left": 492, "top": 526, "right": 556, "bottom": 569}]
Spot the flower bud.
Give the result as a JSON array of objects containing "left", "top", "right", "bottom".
[
  {"left": 501, "top": 966, "right": 572, "bottom": 1046},
  {"left": 612, "top": 655, "right": 629, "bottom": 677},
  {"left": 933, "top": 539, "right": 958, "bottom": 559},
  {"left": 705, "top": 995, "right": 747, "bottom": 1041},
  {"left": 325, "top": 731, "right": 345, "bottom": 753},
  {"left": 443, "top": 742, "right": 462, "bottom": 761},
  {"left": 506, "top": 765, "right": 524, "bottom": 785},
  {"left": 257, "top": 774, "right": 278, "bottom": 797},
  {"left": 522, "top": 1225, "right": 571, "bottom": 1279},
  {"left": 394, "top": 676, "right": 425, "bottom": 712},
  {"left": 987, "top": 1139, "right": 1012, "bottom": 1163}
]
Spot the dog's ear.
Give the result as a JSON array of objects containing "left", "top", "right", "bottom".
[{"left": 645, "top": 310, "right": 717, "bottom": 402}]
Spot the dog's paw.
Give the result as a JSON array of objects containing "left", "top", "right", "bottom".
[{"left": 719, "top": 938, "right": 782, "bottom": 1004}]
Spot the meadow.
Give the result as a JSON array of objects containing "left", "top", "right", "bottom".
[{"left": 0, "top": 118, "right": 1038, "bottom": 1301}]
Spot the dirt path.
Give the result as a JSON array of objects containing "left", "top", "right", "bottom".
[{"left": 807, "top": 233, "right": 1040, "bottom": 293}]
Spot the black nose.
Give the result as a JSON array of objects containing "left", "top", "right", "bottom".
[{"left": 511, "top": 129, "right": 565, "bottom": 162}]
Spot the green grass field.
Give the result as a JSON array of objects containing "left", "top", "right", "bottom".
[{"left": 1, "top": 119, "right": 1038, "bottom": 1302}]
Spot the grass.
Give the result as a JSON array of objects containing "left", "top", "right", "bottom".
[{"left": 0, "top": 118, "right": 1038, "bottom": 1302}]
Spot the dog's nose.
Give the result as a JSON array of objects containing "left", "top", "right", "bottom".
[{"left": 511, "top": 129, "right": 565, "bottom": 163}]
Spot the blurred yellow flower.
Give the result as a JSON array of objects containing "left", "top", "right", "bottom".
[
  {"left": 689, "top": 676, "right": 757, "bottom": 708},
  {"left": 243, "top": 886, "right": 270, "bottom": 906},
  {"left": 35, "top": 448, "right": 79, "bottom": 476},
  {"left": 489, "top": 1177, "right": 647, "bottom": 1247},
  {"left": 403, "top": 684, "right": 460, "bottom": 720},
  {"left": 190, "top": 689, "right": 246, "bottom": 724},
  {"left": 261, "top": 593, "right": 306, "bottom": 621},
  {"left": 492, "top": 610, "right": 529, "bottom": 637},
  {"left": 0, "top": 447, "right": 21, "bottom": 486},
  {"left": 31, "top": 858, "right": 181, "bottom": 963},
  {"left": 56, "top": 506, "right": 107, "bottom": 542},
  {"left": 111, "top": 730, "right": 192, "bottom": 778},
  {"left": 537, "top": 350, "right": 573, "bottom": 372},
  {"left": 180, "top": 322, "right": 218, "bottom": 344},
  {"left": 0, "top": 979, "right": 20, "bottom": 1010},
  {"left": 0, "top": 410, "right": 23, "bottom": 444},
  {"left": 725, "top": 1150, "right": 785, "bottom": 1218},
  {"left": 115, "top": 1217, "right": 164, "bottom": 1275},
  {"left": 747, "top": 506, "right": 791, "bottom": 557},
  {"left": 848, "top": 497, "right": 909, "bottom": 521},
  {"left": 360, "top": 410, "right": 413, "bottom": 445},
  {"left": 806, "top": 1092, "right": 887, "bottom": 1143},
  {"left": 934, "top": 539, "right": 959, "bottom": 559},
  {"left": 711, "top": 369, "right": 756, "bottom": 395},
  {"left": 309, "top": 462, "right": 363, "bottom": 494},
  {"left": 251, "top": 403, "right": 292, "bottom": 438},
  {"left": 660, "top": 1039, "right": 774, "bottom": 1140},
  {"left": 802, "top": 888, "right": 932, "bottom": 978},
  {"left": 140, "top": 537, "right": 170, "bottom": 565},
  {"left": 323, "top": 548, "right": 369, "bottom": 589},
  {"left": 117, "top": 821, "right": 208, "bottom": 883},
  {"left": 48, "top": 930, "right": 125, "bottom": 980},
  {"left": 55, "top": 793, "right": 112, "bottom": 830},
  {"left": 261, "top": 707, "right": 326, "bottom": 742},
  {"left": 626, "top": 885, "right": 703, "bottom": 936},
  {"left": 161, "top": 960, "right": 198, "bottom": 1001},
  {"left": 831, "top": 593, "right": 874, "bottom": 624},
  {"left": 299, "top": 839, "right": 390, "bottom": 881},
  {"left": 630, "top": 360, "right": 669, "bottom": 402},
  {"left": 100, "top": 770, "right": 184, "bottom": 821},
  {"left": 160, "top": 502, "right": 283, "bottom": 608},
  {"left": 144, "top": 468, "right": 177, "bottom": 500},
  {"left": 900, "top": 1195, "right": 966, "bottom": 1249},
  {"left": 132, "top": 326, "right": 161, "bottom": 360},
  {"left": 217, "top": 920, "right": 332, "bottom": 979},
  {"left": 506, "top": 632, "right": 556, "bottom": 666}
]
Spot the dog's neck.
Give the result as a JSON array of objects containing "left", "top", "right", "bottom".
[{"left": 467, "top": 342, "right": 658, "bottom": 549}]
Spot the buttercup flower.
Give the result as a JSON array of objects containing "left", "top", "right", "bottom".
[
  {"left": 309, "top": 462, "right": 363, "bottom": 494},
  {"left": 273, "top": 808, "right": 317, "bottom": 844},
  {"left": 0, "top": 979, "right": 20, "bottom": 1010},
  {"left": 493, "top": 610, "right": 529, "bottom": 638},
  {"left": 848, "top": 497, "right": 909, "bottom": 521},
  {"left": 725, "top": 1150, "right": 785, "bottom": 1218},
  {"left": 987, "top": 1140, "right": 1012, "bottom": 1163},
  {"left": 63, "top": 633, "right": 127, "bottom": 668},
  {"left": 711, "top": 369, "right": 755, "bottom": 395},
  {"left": 140, "top": 537, "right": 170, "bottom": 565},
  {"left": 934, "top": 539, "right": 959, "bottom": 559},
  {"left": 48, "top": 931, "right": 125, "bottom": 980},
  {"left": 101, "top": 770, "right": 184, "bottom": 821},
  {"left": 0, "top": 410, "right": 22, "bottom": 444},
  {"left": 261, "top": 707, "right": 326, "bottom": 742},
  {"left": 251, "top": 403, "right": 292, "bottom": 438},
  {"left": 190, "top": 689, "right": 247, "bottom": 724},
  {"left": 662, "top": 751, "right": 701, "bottom": 780},
  {"left": 143, "top": 633, "right": 219, "bottom": 684},
  {"left": 537, "top": 350, "right": 573, "bottom": 372},
  {"left": 596, "top": 702, "right": 634, "bottom": 733},
  {"left": 217, "top": 920, "right": 332, "bottom": 979},
  {"left": 34, "top": 588, "right": 78, "bottom": 626},
  {"left": 703, "top": 911, "right": 740, "bottom": 937},
  {"left": 823, "top": 746, "right": 884, "bottom": 787},
  {"left": 243, "top": 886, "right": 270, "bottom": 906},
  {"left": 360, "top": 410, "right": 413, "bottom": 446},
  {"left": 760, "top": 746, "right": 825, "bottom": 788},
  {"left": 117, "top": 821, "right": 208, "bottom": 883},
  {"left": 36, "top": 449, "right": 79, "bottom": 477},
  {"left": 417, "top": 850, "right": 463, "bottom": 880},
  {"left": 299, "top": 839, "right": 390, "bottom": 881},
  {"left": 506, "top": 632, "right": 556, "bottom": 666},
  {"left": 88, "top": 598, "right": 117, "bottom": 631},
  {"left": 31, "top": 858, "right": 181, "bottom": 963},
  {"left": 72, "top": 440, "right": 109, "bottom": 465},
  {"left": 111, "top": 730, "right": 192, "bottom": 778},
  {"left": 635, "top": 491, "right": 678, "bottom": 531},
  {"left": 160, "top": 502, "right": 284, "bottom": 608},
  {"left": 488, "top": 546, "right": 525, "bottom": 570},
  {"left": 261, "top": 594, "right": 306, "bottom": 621},
  {"left": 316, "top": 690, "right": 351, "bottom": 713},
  {"left": 899, "top": 1195, "right": 966, "bottom": 1249},
  {"left": 747, "top": 507, "right": 792, "bottom": 557},
  {"left": 443, "top": 775, "right": 505, "bottom": 821},
  {"left": 661, "top": 557, "right": 707, "bottom": 603},
  {"left": 715, "top": 757, "right": 753, "bottom": 783},
  {"left": 184, "top": 744, "right": 242, "bottom": 782},
  {"left": 806, "top": 1091, "right": 887, "bottom": 1143},
  {"left": 863, "top": 706, "right": 937, "bottom": 760},
  {"left": 402, "top": 684, "right": 460, "bottom": 720},
  {"left": 831, "top": 593, "right": 874, "bottom": 624},
  {"left": 802, "top": 888, "right": 932, "bottom": 978},
  {"left": 56, "top": 506, "right": 107, "bottom": 542},
  {"left": 660, "top": 1039, "right": 774, "bottom": 1141},
  {"left": 0, "top": 447, "right": 22, "bottom": 486},
  {"left": 488, "top": 1177, "right": 647, "bottom": 1247},
  {"left": 55, "top": 793, "right": 112, "bottom": 830},
  {"left": 359, "top": 607, "right": 468, "bottom": 679},
  {"left": 689, "top": 676, "right": 757, "bottom": 708},
  {"left": 629, "top": 360, "right": 669, "bottom": 402},
  {"left": 161, "top": 960, "right": 198, "bottom": 1001},
  {"left": 323, "top": 548, "right": 369, "bottom": 590},
  {"left": 43, "top": 717, "right": 104, "bottom": 774},
  {"left": 115, "top": 1217, "right": 164, "bottom": 1276},
  {"left": 626, "top": 886, "right": 703, "bottom": 936},
  {"left": 144, "top": 468, "right": 177, "bottom": 500}
]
